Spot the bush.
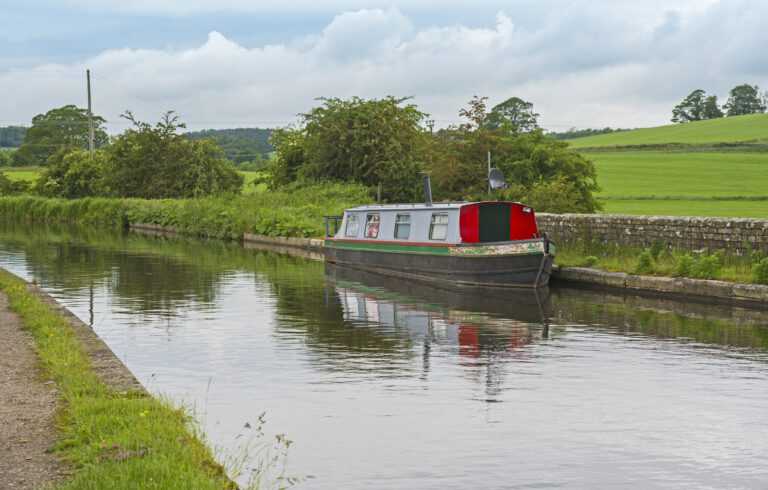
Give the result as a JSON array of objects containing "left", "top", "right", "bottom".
[
  {"left": 692, "top": 253, "right": 722, "bottom": 279},
  {"left": 635, "top": 249, "right": 654, "bottom": 274},
  {"left": 675, "top": 254, "right": 694, "bottom": 277},
  {"left": 34, "top": 149, "right": 108, "bottom": 198},
  {"left": 752, "top": 258, "right": 768, "bottom": 285},
  {"left": 105, "top": 112, "right": 243, "bottom": 199},
  {"left": 649, "top": 241, "right": 664, "bottom": 260},
  {"left": 582, "top": 255, "right": 599, "bottom": 267},
  {"left": 0, "top": 172, "right": 29, "bottom": 196}
]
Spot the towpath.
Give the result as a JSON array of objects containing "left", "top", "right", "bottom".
[{"left": 0, "top": 291, "right": 63, "bottom": 489}]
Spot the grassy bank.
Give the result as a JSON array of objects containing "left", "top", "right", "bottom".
[
  {"left": 0, "top": 269, "right": 235, "bottom": 489},
  {"left": 556, "top": 241, "right": 768, "bottom": 285},
  {"left": 0, "top": 183, "right": 371, "bottom": 239},
  {"left": 569, "top": 113, "right": 768, "bottom": 148}
]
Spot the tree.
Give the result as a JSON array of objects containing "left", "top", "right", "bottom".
[
  {"left": 34, "top": 149, "right": 108, "bottom": 198},
  {"left": 702, "top": 95, "right": 724, "bottom": 120},
  {"left": 724, "top": 84, "right": 766, "bottom": 116},
  {"left": 104, "top": 112, "right": 243, "bottom": 199},
  {"left": 271, "top": 97, "right": 429, "bottom": 202},
  {"left": 427, "top": 96, "right": 600, "bottom": 213},
  {"left": 0, "top": 151, "right": 11, "bottom": 167},
  {"left": 12, "top": 105, "right": 108, "bottom": 166},
  {"left": 671, "top": 89, "right": 706, "bottom": 123},
  {"left": 485, "top": 96, "right": 540, "bottom": 133}
]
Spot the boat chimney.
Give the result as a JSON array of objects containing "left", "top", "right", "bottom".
[{"left": 422, "top": 174, "right": 433, "bottom": 207}]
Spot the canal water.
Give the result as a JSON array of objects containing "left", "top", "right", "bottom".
[{"left": 1, "top": 223, "right": 767, "bottom": 489}]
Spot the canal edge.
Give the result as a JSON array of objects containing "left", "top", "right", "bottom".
[{"left": 2, "top": 267, "right": 145, "bottom": 394}]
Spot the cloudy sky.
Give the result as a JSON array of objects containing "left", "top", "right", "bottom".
[{"left": 2, "top": 0, "right": 765, "bottom": 131}]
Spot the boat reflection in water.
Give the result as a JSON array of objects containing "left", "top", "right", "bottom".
[{"left": 323, "top": 263, "right": 553, "bottom": 401}]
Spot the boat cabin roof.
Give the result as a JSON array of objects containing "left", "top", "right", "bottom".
[{"left": 346, "top": 201, "right": 522, "bottom": 212}]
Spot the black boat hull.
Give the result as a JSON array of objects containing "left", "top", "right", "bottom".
[{"left": 324, "top": 247, "right": 553, "bottom": 288}]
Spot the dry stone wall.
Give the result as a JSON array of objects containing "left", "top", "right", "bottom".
[{"left": 537, "top": 213, "right": 768, "bottom": 254}]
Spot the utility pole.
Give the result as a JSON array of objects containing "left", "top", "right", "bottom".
[
  {"left": 86, "top": 69, "right": 95, "bottom": 157},
  {"left": 487, "top": 150, "right": 491, "bottom": 193}
]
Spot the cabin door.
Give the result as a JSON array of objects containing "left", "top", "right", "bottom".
[{"left": 478, "top": 203, "right": 511, "bottom": 242}]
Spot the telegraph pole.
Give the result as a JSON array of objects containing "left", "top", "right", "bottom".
[
  {"left": 86, "top": 69, "right": 95, "bottom": 157},
  {"left": 487, "top": 150, "right": 491, "bottom": 193}
]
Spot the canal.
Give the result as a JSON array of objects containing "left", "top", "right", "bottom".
[{"left": 1, "top": 222, "right": 767, "bottom": 489}]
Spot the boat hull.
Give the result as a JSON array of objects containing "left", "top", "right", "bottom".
[{"left": 324, "top": 239, "right": 554, "bottom": 288}]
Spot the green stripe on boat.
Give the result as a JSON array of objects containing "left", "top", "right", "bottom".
[{"left": 327, "top": 240, "right": 548, "bottom": 256}]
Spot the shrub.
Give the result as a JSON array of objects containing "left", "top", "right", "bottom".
[
  {"left": 752, "top": 257, "right": 768, "bottom": 285},
  {"left": 582, "top": 255, "right": 599, "bottom": 267},
  {"left": 0, "top": 172, "right": 30, "bottom": 196},
  {"left": 634, "top": 249, "right": 654, "bottom": 274},
  {"left": 649, "top": 241, "right": 664, "bottom": 260},
  {"left": 675, "top": 254, "right": 694, "bottom": 277},
  {"left": 691, "top": 253, "right": 722, "bottom": 279},
  {"left": 105, "top": 112, "right": 243, "bottom": 199},
  {"left": 34, "top": 149, "right": 108, "bottom": 198}
]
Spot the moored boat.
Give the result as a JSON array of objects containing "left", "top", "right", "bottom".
[{"left": 324, "top": 196, "right": 554, "bottom": 288}]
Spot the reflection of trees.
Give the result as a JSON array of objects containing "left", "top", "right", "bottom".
[
  {"left": 0, "top": 222, "right": 224, "bottom": 315},
  {"left": 550, "top": 288, "right": 768, "bottom": 350}
]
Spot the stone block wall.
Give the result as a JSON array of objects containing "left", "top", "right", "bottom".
[{"left": 536, "top": 213, "right": 768, "bottom": 254}]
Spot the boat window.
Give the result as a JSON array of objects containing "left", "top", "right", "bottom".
[
  {"left": 344, "top": 214, "right": 360, "bottom": 237},
  {"left": 429, "top": 213, "right": 449, "bottom": 240},
  {"left": 364, "top": 213, "right": 380, "bottom": 238},
  {"left": 394, "top": 214, "right": 411, "bottom": 239}
]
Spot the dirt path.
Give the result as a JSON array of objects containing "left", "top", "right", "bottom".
[{"left": 0, "top": 292, "right": 63, "bottom": 489}]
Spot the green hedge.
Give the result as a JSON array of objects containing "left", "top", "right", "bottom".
[{"left": 0, "top": 183, "right": 371, "bottom": 239}]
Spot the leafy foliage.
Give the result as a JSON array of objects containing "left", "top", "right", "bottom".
[
  {"left": 672, "top": 89, "right": 724, "bottom": 123},
  {"left": 105, "top": 112, "right": 243, "bottom": 199},
  {"left": 34, "top": 149, "right": 108, "bottom": 198},
  {"left": 272, "top": 97, "right": 428, "bottom": 202},
  {"left": 0, "top": 150, "right": 12, "bottom": 167},
  {"left": 0, "top": 172, "right": 30, "bottom": 196},
  {"left": 429, "top": 96, "right": 600, "bottom": 212},
  {"left": 485, "top": 96, "right": 540, "bottom": 133},
  {"left": 724, "top": 84, "right": 766, "bottom": 116},
  {"left": 752, "top": 258, "right": 768, "bottom": 285},
  {"left": 13, "top": 105, "right": 108, "bottom": 166}
]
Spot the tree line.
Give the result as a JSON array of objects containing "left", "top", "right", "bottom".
[
  {"left": 672, "top": 84, "right": 767, "bottom": 123},
  {"left": 268, "top": 95, "right": 600, "bottom": 212},
  {"left": 1, "top": 96, "right": 601, "bottom": 213},
  {"left": 1, "top": 106, "right": 242, "bottom": 199}
]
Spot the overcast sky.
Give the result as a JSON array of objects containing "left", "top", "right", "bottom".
[{"left": 2, "top": 0, "right": 765, "bottom": 131}]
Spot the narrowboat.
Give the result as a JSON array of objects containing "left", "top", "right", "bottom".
[{"left": 324, "top": 192, "right": 554, "bottom": 288}]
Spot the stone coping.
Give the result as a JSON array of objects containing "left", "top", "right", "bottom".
[
  {"left": 10, "top": 271, "right": 146, "bottom": 394},
  {"left": 553, "top": 266, "right": 768, "bottom": 307}
]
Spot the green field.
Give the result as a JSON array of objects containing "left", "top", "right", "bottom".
[
  {"left": 587, "top": 151, "right": 768, "bottom": 218},
  {"left": 2, "top": 167, "right": 265, "bottom": 194},
  {"left": 570, "top": 113, "right": 768, "bottom": 148},
  {"left": 3, "top": 166, "right": 41, "bottom": 182}
]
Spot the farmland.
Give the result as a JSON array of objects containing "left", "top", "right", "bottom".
[
  {"left": 570, "top": 113, "right": 768, "bottom": 148},
  {"left": 569, "top": 114, "right": 768, "bottom": 218}
]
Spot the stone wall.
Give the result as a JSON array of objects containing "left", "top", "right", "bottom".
[{"left": 537, "top": 213, "right": 768, "bottom": 253}]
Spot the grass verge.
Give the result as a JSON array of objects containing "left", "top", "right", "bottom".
[
  {"left": 0, "top": 182, "right": 371, "bottom": 239},
  {"left": 555, "top": 240, "right": 767, "bottom": 284},
  {"left": 0, "top": 269, "right": 235, "bottom": 489}
]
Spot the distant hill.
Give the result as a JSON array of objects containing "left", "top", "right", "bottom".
[
  {"left": 0, "top": 126, "right": 26, "bottom": 148},
  {"left": 549, "top": 127, "right": 630, "bottom": 140},
  {"left": 568, "top": 114, "right": 768, "bottom": 148},
  {"left": 185, "top": 128, "right": 273, "bottom": 163}
]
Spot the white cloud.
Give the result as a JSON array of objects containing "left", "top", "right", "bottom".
[{"left": 2, "top": 2, "right": 767, "bottom": 131}]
